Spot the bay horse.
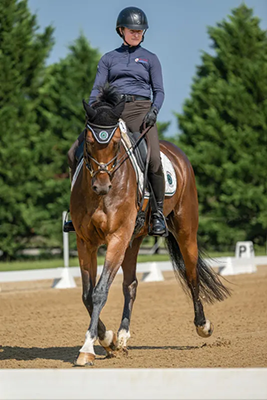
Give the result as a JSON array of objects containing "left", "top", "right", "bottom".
[{"left": 70, "top": 85, "right": 230, "bottom": 366}]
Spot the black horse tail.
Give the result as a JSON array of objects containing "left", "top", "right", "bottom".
[{"left": 165, "top": 232, "right": 231, "bottom": 304}]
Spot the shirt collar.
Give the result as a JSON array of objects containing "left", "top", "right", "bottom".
[{"left": 121, "top": 43, "right": 141, "bottom": 52}]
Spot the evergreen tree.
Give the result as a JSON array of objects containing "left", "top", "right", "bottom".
[
  {"left": 0, "top": 0, "right": 54, "bottom": 259},
  {"left": 157, "top": 121, "right": 171, "bottom": 140},
  {"left": 176, "top": 5, "right": 267, "bottom": 249}
]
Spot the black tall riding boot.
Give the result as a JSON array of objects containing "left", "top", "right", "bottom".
[
  {"left": 63, "top": 168, "right": 75, "bottom": 233},
  {"left": 148, "top": 167, "right": 168, "bottom": 236}
]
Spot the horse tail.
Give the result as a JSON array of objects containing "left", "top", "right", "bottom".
[{"left": 165, "top": 232, "right": 231, "bottom": 304}]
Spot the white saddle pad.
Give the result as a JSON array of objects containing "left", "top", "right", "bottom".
[{"left": 119, "top": 120, "right": 177, "bottom": 197}]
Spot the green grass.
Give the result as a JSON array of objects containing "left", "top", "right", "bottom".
[
  {"left": 0, "top": 248, "right": 265, "bottom": 272},
  {"left": 0, "top": 254, "right": 171, "bottom": 272}
]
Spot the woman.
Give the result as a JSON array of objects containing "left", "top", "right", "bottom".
[{"left": 65, "top": 6, "right": 167, "bottom": 236}]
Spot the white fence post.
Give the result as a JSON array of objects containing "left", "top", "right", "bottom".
[
  {"left": 51, "top": 211, "right": 76, "bottom": 289},
  {"left": 63, "top": 211, "right": 69, "bottom": 268}
]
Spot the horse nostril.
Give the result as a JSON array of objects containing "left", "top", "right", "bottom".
[
  {"left": 93, "top": 185, "right": 98, "bottom": 192},
  {"left": 108, "top": 184, "right": 112, "bottom": 190}
]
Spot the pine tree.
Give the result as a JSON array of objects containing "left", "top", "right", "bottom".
[
  {"left": 176, "top": 5, "right": 267, "bottom": 249},
  {"left": 157, "top": 121, "right": 171, "bottom": 140},
  {"left": 0, "top": 0, "right": 54, "bottom": 259}
]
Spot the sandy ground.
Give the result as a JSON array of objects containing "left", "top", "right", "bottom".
[{"left": 0, "top": 266, "right": 266, "bottom": 369}]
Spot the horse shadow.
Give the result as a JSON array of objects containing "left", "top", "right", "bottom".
[
  {"left": 0, "top": 344, "right": 203, "bottom": 364},
  {"left": 0, "top": 345, "right": 106, "bottom": 364}
]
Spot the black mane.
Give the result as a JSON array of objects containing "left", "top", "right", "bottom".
[
  {"left": 95, "top": 84, "right": 121, "bottom": 107},
  {"left": 92, "top": 84, "right": 122, "bottom": 125}
]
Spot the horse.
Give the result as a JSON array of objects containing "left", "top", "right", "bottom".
[{"left": 70, "top": 84, "right": 230, "bottom": 366}]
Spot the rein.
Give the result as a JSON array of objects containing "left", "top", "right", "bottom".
[
  {"left": 111, "top": 125, "right": 152, "bottom": 175},
  {"left": 84, "top": 124, "right": 152, "bottom": 179}
]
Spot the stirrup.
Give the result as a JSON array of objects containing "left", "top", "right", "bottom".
[
  {"left": 149, "top": 210, "right": 168, "bottom": 237},
  {"left": 63, "top": 220, "right": 75, "bottom": 233}
]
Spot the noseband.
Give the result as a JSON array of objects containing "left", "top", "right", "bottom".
[{"left": 84, "top": 121, "right": 120, "bottom": 179}]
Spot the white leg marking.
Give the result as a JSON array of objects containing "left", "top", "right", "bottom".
[
  {"left": 79, "top": 330, "right": 96, "bottom": 354},
  {"left": 202, "top": 320, "right": 211, "bottom": 334},
  {"left": 98, "top": 330, "right": 113, "bottom": 347},
  {"left": 117, "top": 329, "right": 131, "bottom": 349}
]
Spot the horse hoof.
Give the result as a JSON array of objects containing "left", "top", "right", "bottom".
[
  {"left": 196, "top": 320, "right": 214, "bottom": 338},
  {"left": 74, "top": 352, "right": 95, "bottom": 367}
]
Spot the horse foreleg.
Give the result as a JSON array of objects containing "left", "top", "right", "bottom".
[
  {"left": 75, "top": 239, "right": 116, "bottom": 366},
  {"left": 117, "top": 236, "right": 144, "bottom": 353},
  {"left": 77, "top": 236, "right": 129, "bottom": 365}
]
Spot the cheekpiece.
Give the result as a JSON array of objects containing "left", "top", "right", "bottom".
[{"left": 86, "top": 122, "right": 118, "bottom": 144}]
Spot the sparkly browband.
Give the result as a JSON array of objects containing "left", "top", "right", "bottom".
[{"left": 86, "top": 122, "right": 119, "bottom": 144}]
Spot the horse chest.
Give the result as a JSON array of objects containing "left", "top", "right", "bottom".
[{"left": 91, "top": 211, "right": 109, "bottom": 235}]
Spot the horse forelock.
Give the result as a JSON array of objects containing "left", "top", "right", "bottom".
[
  {"left": 90, "top": 105, "right": 119, "bottom": 126},
  {"left": 87, "top": 84, "right": 122, "bottom": 126}
]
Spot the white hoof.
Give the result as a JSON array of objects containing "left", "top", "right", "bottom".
[{"left": 196, "top": 320, "right": 213, "bottom": 338}]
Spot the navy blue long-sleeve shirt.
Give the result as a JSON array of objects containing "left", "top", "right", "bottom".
[{"left": 89, "top": 44, "right": 165, "bottom": 112}]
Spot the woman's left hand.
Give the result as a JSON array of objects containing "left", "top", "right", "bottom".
[{"left": 141, "top": 106, "right": 158, "bottom": 131}]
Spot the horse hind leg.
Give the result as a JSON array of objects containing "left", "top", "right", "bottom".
[
  {"left": 167, "top": 218, "right": 230, "bottom": 338},
  {"left": 117, "top": 236, "right": 143, "bottom": 353},
  {"left": 173, "top": 233, "right": 213, "bottom": 337}
]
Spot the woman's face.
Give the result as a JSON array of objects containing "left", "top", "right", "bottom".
[{"left": 120, "top": 27, "right": 144, "bottom": 46}]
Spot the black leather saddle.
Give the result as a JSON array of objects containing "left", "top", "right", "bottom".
[{"left": 126, "top": 131, "right": 148, "bottom": 172}]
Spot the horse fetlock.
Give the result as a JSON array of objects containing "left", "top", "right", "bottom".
[
  {"left": 196, "top": 319, "right": 214, "bottom": 338},
  {"left": 117, "top": 329, "right": 131, "bottom": 349},
  {"left": 80, "top": 331, "right": 96, "bottom": 354},
  {"left": 98, "top": 330, "right": 117, "bottom": 355}
]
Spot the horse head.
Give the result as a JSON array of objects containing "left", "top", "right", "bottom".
[{"left": 83, "top": 85, "right": 125, "bottom": 195}]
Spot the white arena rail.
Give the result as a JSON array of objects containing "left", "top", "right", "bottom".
[
  {"left": 0, "top": 256, "right": 267, "bottom": 287},
  {"left": 0, "top": 368, "right": 266, "bottom": 400}
]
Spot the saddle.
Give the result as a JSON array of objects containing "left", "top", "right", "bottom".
[{"left": 127, "top": 131, "right": 147, "bottom": 172}]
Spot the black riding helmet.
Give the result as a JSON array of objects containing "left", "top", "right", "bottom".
[{"left": 116, "top": 7, "right": 148, "bottom": 43}]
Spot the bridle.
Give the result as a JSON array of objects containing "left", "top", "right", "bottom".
[
  {"left": 84, "top": 119, "right": 152, "bottom": 179},
  {"left": 84, "top": 121, "right": 120, "bottom": 179}
]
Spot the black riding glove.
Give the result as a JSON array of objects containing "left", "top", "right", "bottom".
[{"left": 141, "top": 106, "right": 158, "bottom": 131}]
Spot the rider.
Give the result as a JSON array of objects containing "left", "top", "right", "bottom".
[{"left": 64, "top": 6, "right": 167, "bottom": 236}]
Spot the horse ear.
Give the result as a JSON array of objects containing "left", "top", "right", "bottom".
[
  {"left": 82, "top": 99, "right": 97, "bottom": 120},
  {"left": 112, "top": 99, "right": 126, "bottom": 118}
]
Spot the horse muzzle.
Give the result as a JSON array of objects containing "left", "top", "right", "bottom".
[{"left": 92, "top": 176, "right": 112, "bottom": 195}]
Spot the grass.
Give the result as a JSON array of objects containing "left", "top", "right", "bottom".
[
  {"left": 0, "top": 253, "right": 171, "bottom": 272},
  {"left": 0, "top": 248, "right": 265, "bottom": 273}
]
